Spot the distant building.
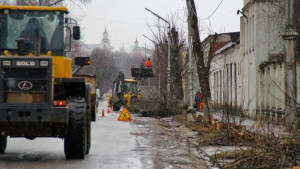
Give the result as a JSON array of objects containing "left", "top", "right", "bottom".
[
  {"left": 80, "top": 27, "right": 114, "bottom": 56},
  {"left": 131, "top": 38, "right": 151, "bottom": 58},
  {"left": 100, "top": 27, "right": 114, "bottom": 51}
]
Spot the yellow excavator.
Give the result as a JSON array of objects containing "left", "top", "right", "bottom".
[
  {"left": 0, "top": 5, "right": 95, "bottom": 159},
  {"left": 108, "top": 72, "right": 141, "bottom": 111}
]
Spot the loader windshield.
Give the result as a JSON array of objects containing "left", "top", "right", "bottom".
[
  {"left": 0, "top": 9, "right": 64, "bottom": 55},
  {"left": 124, "top": 81, "right": 137, "bottom": 94}
]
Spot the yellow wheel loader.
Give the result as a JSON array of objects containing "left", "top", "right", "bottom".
[{"left": 0, "top": 5, "right": 95, "bottom": 159}]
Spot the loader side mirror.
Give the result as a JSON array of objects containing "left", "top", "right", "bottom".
[
  {"left": 75, "top": 57, "right": 90, "bottom": 66},
  {"left": 73, "top": 26, "right": 80, "bottom": 40}
]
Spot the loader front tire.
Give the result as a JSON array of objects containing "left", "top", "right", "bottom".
[{"left": 64, "top": 98, "right": 87, "bottom": 159}]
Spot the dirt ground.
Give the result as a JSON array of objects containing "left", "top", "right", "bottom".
[{"left": 132, "top": 116, "right": 209, "bottom": 169}]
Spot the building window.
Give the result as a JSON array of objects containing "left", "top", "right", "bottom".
[
  {"left": 244, "top": 22, "right": 247, "bottom": 54},
  {"left": 252, "top": 14, "right": 255, "bottom": 51},
  {"left": 248, "top": 19, "right": 251, "bottom": 53}
]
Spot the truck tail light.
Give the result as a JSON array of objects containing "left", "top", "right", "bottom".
[{"left": 54, "top": 100, "right": 66, "bottom": 107}]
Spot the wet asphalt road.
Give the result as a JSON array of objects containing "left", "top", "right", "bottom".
[{"left": 0, "top": 101, "right": 207, "bottom": 169}]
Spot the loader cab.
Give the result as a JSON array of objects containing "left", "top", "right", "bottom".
[
  {"left": 110, "top": 77, "right": 139, "bottom": 111},
  {"left": 124, "top": 79, "right": 138, "bottom": 95},
  {"left": 112, "top": 79, "right": 138, "bottom": 96},
  {"left": 0, "top": 7, "right": 67, "bottom": 56},
  {"left": 0, "top": 6, "right": 83, "bottom": 79}
]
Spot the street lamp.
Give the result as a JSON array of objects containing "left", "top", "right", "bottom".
[{"left": 145, "top": 7, "right": 171, "bottom": 102}]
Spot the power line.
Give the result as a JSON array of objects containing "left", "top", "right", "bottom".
[
  {"left": 86, "top": 17, "right": 161, "bottom": 28},
  {"left": 188, "top": 0, "right": 224, "bottom": 20}
]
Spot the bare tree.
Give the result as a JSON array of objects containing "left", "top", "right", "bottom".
[
  {"left": 76, "top": 48, "right": 119, "bottom": 95},
  {"left": 147, "top": 16, "right": 186, "bottom": 104},
  {"left": 0, "top": 0, "right": 91, "bottom": 6},
  {"left": 186, "top": 0, "right": 218, "bottom": 120},
  {"left": 0, "top": 0, "right": 13, "bottom": 5},
  {"left": 113, "top": 50, "right": 145, "bottom": 78},
  {"left": 170, "top": 27, "right": 185, "bottom": 100}
]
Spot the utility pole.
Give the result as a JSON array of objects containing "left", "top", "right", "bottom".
[
  {"left": 283, "top": 0, "right": 298, "bottom": 130},
  {"left": 186, "top": 0, "right": 197, "bottom": 111},
  {"left": 145, "top": 8, "right": 171, "bottom": 102},
  {"left": 186, "top": 0, "right": 194, "bottom": 110},
  {"left": 188, "top": 35, "right": 193, "bottom": 109}
]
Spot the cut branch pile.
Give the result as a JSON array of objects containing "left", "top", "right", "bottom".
[{"left": 175, "top": 114, "right": 300, "bottom": 168}]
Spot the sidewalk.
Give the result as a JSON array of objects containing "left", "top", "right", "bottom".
[{"left": 196, "top": 110, "right": 288, "bottom": 137}]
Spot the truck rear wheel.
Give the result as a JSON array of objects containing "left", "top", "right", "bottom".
[
  {"left": 64, "top": 98, "right": 87, "bottom": 159},
  {"left": 129, "top": 97, "right": 138, "bottom": 112},
  {"left": 113, "top": 104, "right": 121, "bottom": 111},
  {"left": 0, "top": 135, "right": 7, "bottom": 154}
]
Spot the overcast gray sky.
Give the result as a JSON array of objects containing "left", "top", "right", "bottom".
[{"left": 68, "top": 0, "right": 243, "bottom": 51}]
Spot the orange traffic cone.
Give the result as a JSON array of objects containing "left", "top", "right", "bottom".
[
  {"left": 199, "top": 102, "right": 204, "bottom": 112},
  {"left": 102, "top": 109, "right": 105, "bottom": 117}
]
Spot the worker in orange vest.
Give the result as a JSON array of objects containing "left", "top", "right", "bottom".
[{"left": 145, "top": 58, "right": 153, "bottom": 67}]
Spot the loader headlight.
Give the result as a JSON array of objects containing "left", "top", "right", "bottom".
[
  {"left": 40, "top": 61, "right": 49, "bottom": 67},
  {"left": 2, "top": 60, "right": 11, "bottom": 66}
]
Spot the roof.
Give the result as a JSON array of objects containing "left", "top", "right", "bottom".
[
  {"left": 215, "top": 42, "right": 237, "bottom": 54},
  {"left": 203, "top": 32, "right": 240, "bottom": 43},
  {"left": 0, "top": 5, "right": 68, "bottom": 12},
  {"left": 202, "top": 32, "right": 240, "bottom": 55}
]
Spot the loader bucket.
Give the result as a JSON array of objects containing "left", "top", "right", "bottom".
[
  {"left": 131, "top": 68, "right": 141, "bottom": 78},
  {"left": 131, "top": 67, "right": 154, "bottom": 78},
  {"left": 142, "top": 68, "right": 154, "bottom": 77}
]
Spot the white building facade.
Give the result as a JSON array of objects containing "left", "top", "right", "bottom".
[{"left": 209, "top": 0, "right": 300, "bottom": 122}]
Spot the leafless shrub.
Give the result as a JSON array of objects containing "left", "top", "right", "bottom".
[{"left": 137, "top": 88, "right": 182, "bottom": 117}]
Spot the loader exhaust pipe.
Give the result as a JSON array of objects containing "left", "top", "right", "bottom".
[
  {"left": 15, "top": 38, "right": 26, "bottom": 56},
  {"left": 34, "top": 29, "right": 40, "bottom": 56}
]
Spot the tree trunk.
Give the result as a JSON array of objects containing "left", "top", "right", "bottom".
[
  {"left": 186, "top": 0, "right": 217, "bottom": 120},
  {"left": 199, "top": 67, "right": 213, "bottom": 119},
  {"left": 170, "top": 28, "right": 184, "bottom": 100}
]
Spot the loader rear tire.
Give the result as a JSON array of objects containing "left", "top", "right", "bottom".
[{"left": 64, "top": 98, "right": 87, "bottom": 159}]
